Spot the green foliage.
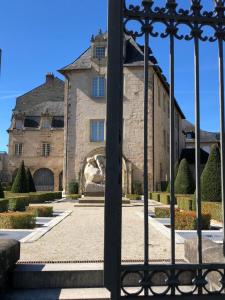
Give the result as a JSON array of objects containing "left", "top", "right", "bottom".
[
  {"left": 166, "top": 162, "right": 179, "bottom": 192},
  {"left": 8, "top": 196, "right": 30, "bottom": 211},
  {"left": 202, "top": 202, "right": 222, "bottom": 222},
  {"left": 2, "top": 183, "right": 12, "bottom": 191},
  {"left": 0, "top": 212, "right": 36, "bottom": 229},
  {"left": 132, "top": 181, "right": 142, "bottom": 195},
  {"left": 0, "top": 181, "right": 4, "bottom": 198},
  {"left": 175, "top": 211, "right": 210, "bottom": 230},
  {"left": 26, "top": 206, "right": 53, "bottom": 217},
  {"left": 65, "top": 194, "right": 81, "bottom": 200},
  {"left": 26, "top": 168, "right": 36, "bottom": 192},
  {"left": 176, "top": 195, "right": 195, "bottom": 211},
  {"left": 155, "top": 207, "right": 180, "bottom": 218},
  {"left": 28, "top": 192, "right": 62, "bottom": 203},
  {"left": 68, "top": 181, "right": 79, "bottom": 194},
  {"left": 201, "top": 144, "right": 221, "bottom": 202},
  {"left": 174, "top": 159, "right": 195, "bottom": 194},
  {"left": 126, "top": 194, "right": 141, "bottom": 200},
  {"left": 11, "top": 161, "right": 29, "bottom": 193},
  {"left": 0, "top": 199, "right": 9, "bottom": 212},
  {"left": 150, "top": 192, "right": 160, "bottom": 202},
  {"left": 159, "top": 193, "right": 170, "bottom": 205}
]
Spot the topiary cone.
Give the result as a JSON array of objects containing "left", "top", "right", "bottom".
[
  {"left": 174, "top": 158, "right": 195, "bottom": 194},
  {"left": 11, "top": 161, "right": 29, "bottom": 193},
  {"left": 0, "top": 181, "right": 4, "bottom": 198},
  {"left": 26, "top": 168, "right": 36, "bottom": 192}
]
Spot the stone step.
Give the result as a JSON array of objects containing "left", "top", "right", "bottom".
[
  {"left": 3, "top": 288, "right": 110, "bottom": 300},
  {"left": 12, "top": 264, "right": 104, "bottom": 289}
]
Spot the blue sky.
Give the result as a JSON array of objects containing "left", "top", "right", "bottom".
[{"left": 0, "top": 0, "right": 223, "bottom": 151}]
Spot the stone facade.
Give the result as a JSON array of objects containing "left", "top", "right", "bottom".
[
  {"left": 0, "top": 152, "right": 10, "bottom": 183},
  {"left": 8, "top": 74, "right": 64, "bottom": 191},
  {"left": 60, "top": 32, "right": 186, "bottom": 194}
]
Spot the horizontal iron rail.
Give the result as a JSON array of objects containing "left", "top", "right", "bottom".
[
  {"left": 121, "top": 263, "right": 225, "bottom": 272},
  {"left": 120, "top": 295, "right": 225, "bottom": 300}
]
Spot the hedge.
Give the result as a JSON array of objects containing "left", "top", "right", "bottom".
[
  {"left": 150, "top": 192, "right": 160, "bottom": 202},
  {"left": 0, "top": 199, "right": 9, "bottom": 212},
  {"left": 65, "top": 194, "right": 81, "bottom": 200},
  {"left": 202, "top": 202, "right": 222, "bottom": 222},
  {"left": 176, "top": 195, "right": 195, "bottom": 211},
  {"left": 0, "top": 212, "right": 36, "bottom": 229},
  {"left": 28, "top": 192, "right": 62, "bottom": 203},
  {"left": 155, "top": 207, "right": 180, "bottom": 218},
  {"left": 68, "top": 181, "right": 79, "bottom": 194},
  {"left": 8, "top": 196, "right": 30, "bottom": 212},
  {"left": 159, "top": 193, "right": 170, "bottom": 205},
  {"left": 26, "top": 206, "right": 53, "bottom": 217},
  {"left": 126, "top": 194, "right": 141, "bottom": 200},
  {"left": 175, "top": 211, "right": 211, "bottom": 230},
  {"left": 11, "top": 161, "right": 29, "bottom": 193},
  {"left": 175, "top": 159, "right": 195, "bottom": 194}
]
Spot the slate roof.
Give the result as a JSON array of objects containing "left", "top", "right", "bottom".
[
  {"left": 14, "top": 77, "right": 64, "bottom": 116},
  {"left": 59, "top": 33, "right": 185, "bottom": 119},
  {"left": 180, "top": 148, "right": 209, "bottom": 165}
]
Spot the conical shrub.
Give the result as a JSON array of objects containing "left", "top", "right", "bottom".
[
  {"left": 166, "top": 162, "right": 179, "bottom": 192},
  {"left": 201, "top": 144, "right": 221, "bottom": 202},
  {"left": 26, "top": 168, "right": 36, "bottom": 192},
  {"left": 175, "top": 158, "right": 195, "bottom": 194},
  {"left": 11, "top": 161, "right": 29, "bottom": 193},
  {"left": 0, "top": 181, "right": 4, "bottom": 198}
]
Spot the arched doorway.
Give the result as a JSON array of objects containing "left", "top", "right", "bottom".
[
  {"left": 33, "top": 168, "right": 54, "bottom": 191},
  {"left": 59, "top": 171, "right": 63, "bottom": 191}
]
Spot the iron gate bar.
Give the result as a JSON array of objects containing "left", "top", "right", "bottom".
[{"left": 119, "top": 295, "right": 225, "bottom": 300}]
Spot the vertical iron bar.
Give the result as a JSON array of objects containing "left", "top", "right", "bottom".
[
  {"left": 169, "top": 31, "right": 176, "bottom": 297},
  {"left": 143, "top": 24, "right": 149, "bottom": 297},
  {"left": 218, "top": 37, "right": 225, "bottom": 256},
  {"left": 104, "top": 0, "right": 124, "bottom": 298},
  {"left": 194, "top": 34, "right": 203, "bottom": 294}
]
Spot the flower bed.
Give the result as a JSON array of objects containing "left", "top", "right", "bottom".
[
  {"left": 26, "top": 206, "right": 53, "bottom": 217},
  {"left": 0, "top": 212, "right": 36, "bottom": 229},
  {"left": 155, "top": 207, "right": 180, "bottom": 218},
  {"left": 175, "top": 211, "right": 211, "bottom": 230}
]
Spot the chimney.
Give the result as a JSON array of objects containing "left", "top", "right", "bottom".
[{"left": 46, "top": 73, "right": 54, "bottom": 83}]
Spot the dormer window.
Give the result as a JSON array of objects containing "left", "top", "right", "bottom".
[
  {"left": 94, "top": 47, "right": 105, "bottom": 59},
  {"left": 15, "top": 119, "right": 23, "bottom": 130},
  {"left": 92, "top": 76, "right": 105, "bottom": 98}
]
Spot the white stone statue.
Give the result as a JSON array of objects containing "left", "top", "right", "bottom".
[{"left": 84, "top": 154, "right": 106, "bottom": 194}]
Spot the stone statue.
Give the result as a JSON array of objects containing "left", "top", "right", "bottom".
[{"left": 84, "top": 154, "right": 106, "bottom": 195}]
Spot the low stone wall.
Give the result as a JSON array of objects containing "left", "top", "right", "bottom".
[{"left": 0, "top": 239, "right": 20, "bottom": 293}]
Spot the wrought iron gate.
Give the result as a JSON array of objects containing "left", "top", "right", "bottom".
[{"left": 104, "top": 0, "right": 225, "bottom": 299}]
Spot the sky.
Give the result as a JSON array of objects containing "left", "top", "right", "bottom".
[{"left": 0, "top": 0, "right": 223, "bottom": 151}]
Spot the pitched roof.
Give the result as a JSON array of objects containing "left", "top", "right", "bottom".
[{"left": 180, "top": 148, "right": 209, "bottom": 164}]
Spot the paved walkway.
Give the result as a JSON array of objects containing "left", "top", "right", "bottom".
[{"left": 20, "top": 201, "right": 185, "bottom": 262}]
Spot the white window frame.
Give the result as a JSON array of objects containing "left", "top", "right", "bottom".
[
  {"left": 90, "top": 120, "right": 105, "bottom": 142},
  {"left": 92, "top": 77, "right": 105, "bottom": 98},
  {"left": 15, "top": 143, "right": 23, "bottom": 156},
  {"left": 42, "top": 143, "right": 51, "bottom": 157}
]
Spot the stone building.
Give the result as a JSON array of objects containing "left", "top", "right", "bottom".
[
  {"left": 59, "top": 31, "right": 186, "bottom": 194},
  {"left": 8, "top": 74, "right": 64, "bottom": 191},
  {"left": 0, "top": 151, "right": 10, "bottom": 183}
]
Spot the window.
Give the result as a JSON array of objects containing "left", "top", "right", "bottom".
[
  {"left": 42, "top": 143, "right": 50, "bottom": 157},
  {"left": 24, "top": 116, "right": 40, "bottom": 128},
  {"left": 52, "top": 116, "right": 64, "bottom": 128},
  {"left": 15, "top": 119, "right": 23, "bottom": 129},
  {"left": 90, "top": 120, "right": 105, "bottom": 142},
  {"left": 15, "top": 143, "right": 23, "bottom": 156},
  {"left": 92, "top": 77, "right": 105, "bottom": 97},
  {"left": 42, "top": 117, "right": 51, "bottom": 129},
  {"left": 95, "top": 47, "right": 105, "bottom": 59}
]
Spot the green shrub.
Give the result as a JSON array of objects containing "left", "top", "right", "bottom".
[
  {"left": 0, "top": 212, "right": 36, "bottom": 229},
  {"left": 176, "top": 195, "right": 195, "bottom": 211},
  {"left": 26, "top": 206, "right": 53, "bottom": 217},
  {"left": 201, "top": 144, "right": 221, "bottom": 202},
  {"left": 8, "top": 196, "right": 30, "bottom": 211},
  {"left": 0, "top": 199, "right": 9, "bottom": 212},
  {"left": 65, "top": 194, "right": 81, "bottom": 200},
  {"left": 26, "top": 168, "right": 36, "bottom": 192},
  {"left": 175, "top": 159, "right": 195, "bottom": 194},
  {"left": 11, "top": 161, "right": 29, "bottom": 193},
  {"left": 0, "top": 181, "right": 4, "bottom": 198},
  {"left": 155, "top": 207, "right": 180, "bottom": 218},
  {"left": 126, "top": 194, "right": 141, "bottom": 200},
  {"left": 132, "top": 182, "right": 142, "bottom": 195},
  {"left": 28, "top": 192, "right": 62, "bottom": 203},
  {"left": 175, "top": 211, "right": 210, "bottom": 230},
  {"left": 159, "top": 193, "right": 170, "bottom": 205},
  {"left": 68, "top": 181, "right": 79, "bottom": 194},
  {"left": 150, "top": 192, "right": 160, "bottom": 202},
  {"left": 202, "top": 202, "right": 222, "bottom": 222},
  {"left": 2, "top": 183, "right": 12, "bottom": 192}
]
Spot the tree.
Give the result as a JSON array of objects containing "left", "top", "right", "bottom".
[
  {"left": 166, "top": 162, "right": 179, "bottom": 192},
  {"left": 11, "top": 161, "right": 29, "bottom": 193},
  {"left": 174, "top": 158, "right": 195, "bottom": 194},
  {"left": 0, "top": 181, "right": 4, "bottom": 198},
  {"left": 201, "top": 144, "right": 221, "bottom": 202},
  {"left": 26, "top": 168, "right": 36, "bottom": 192}
]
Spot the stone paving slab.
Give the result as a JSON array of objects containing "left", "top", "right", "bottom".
[{"left": 19, "top": 201, "right": 184, "bottom": 262}]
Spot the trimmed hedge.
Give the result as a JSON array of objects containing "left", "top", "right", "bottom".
[
  {"left": 150, "top": 192, "right": 160, "bottom": 202},
  {"left": 159, "top": 193, "right": 170, "bottom": 205},
  {"left": 202, "top": 202, "right": 222, "bottom": 222},
  {"left": 155, "top": 207, "right": 180, "bottom": 218},
  {"left": 0, "top": 212, "right": 36, "bottom": 229},
  {"left": 26, "top": 168, "right": 36, "bottom": 192},
  {"left": 26, "top": 206, "right": 53, "bottom": 217},
  {"left": 176, "top": 195, "right": 195, "bottom": 211},
  {"left": 28, "top": 192, "right": 62, "bottom": 203},
  {"left": 175, "top": 211, "right": 211, "bottom": 230},
  {"left": 175, "top": 159, "right": 195, "bottom": 194},
  {"left": 0, "top": 199, "right": 9, "bottom": 212},
  {"left": 11, "top": 161, "right": 29, "bottom": 193},
  {"left": 126, "top": 194, "right": 141, "bottom": 200},
  {"left": 8, "top": 196, "right": 30, "bottom": 212},
  {"left": 65, "top": 194, "right": 81, "bottom": 200}
]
